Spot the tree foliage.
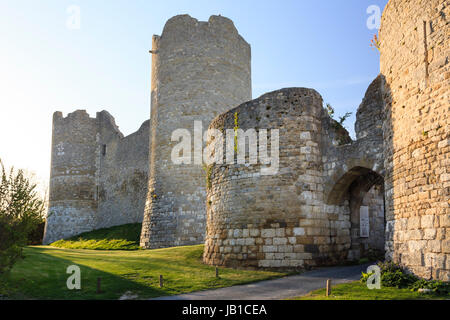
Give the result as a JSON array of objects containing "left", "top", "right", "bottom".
[
  {"left": 324, "top": 103, "right": 353, "bottom": 146},
  {"left": 0, "top": 159, "right": 46, "bottom": 275},
  {"left": 325, "top": 103, "right": 352, "bottom": 126},
  {"left": 338, "top": 112, "right": 352, "bottom": 126}
]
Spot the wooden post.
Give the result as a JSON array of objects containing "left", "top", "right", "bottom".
[
  {"left": 326, "top": 279, "right": 332, "bottom": 297},
  {"left": 159, "top": 275, "right": 163, "bottom": 288},
  {"left": 215, "top": 267, "right": 219, "bottom": 278},
  {"left": 96, "top": 277, "right": 102, "bottom": 294}
]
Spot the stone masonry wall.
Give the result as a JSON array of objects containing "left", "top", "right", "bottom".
[
  {"left": 203, "top": 88, "right": 351, "bottom": 269},
  {"left": 348, "top": 181, "right": 385, "bottom": 260},
  {"left": 362, "top": 184, "right": 385, "bottom": 252},
  {"left": 43, "top": 110, "right": 149, "bottom": 244},
  {"left": 380, "top": 0, "right": 449, "bottom": 280},
  {"left": 43, "top": 110, "right": 99, "bottom": 244},
  {"left": 322, "top": 75, "right": 384, "bottom": 205},
  {"left": 322, "top": 75, "right": 385, "bottom": 262},
  {"left": 355, "top": 75, "right": 384, "bottom": 140},
  {"left": 203, "top": 77, "right": 386, "bottom": 269},
  {"left": 140, "top": 15, "right": 252, "bottom": 249},
  {"left": 96, "top": 111, "right": 149, "bottom": 229}
]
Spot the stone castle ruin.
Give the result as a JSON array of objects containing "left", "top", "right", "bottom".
[
  {"left": 43, "top": 110, "right": 149, "bottom": 243},
  {"left": 44, "top": 0, "right": 449, "bottom": 281}
]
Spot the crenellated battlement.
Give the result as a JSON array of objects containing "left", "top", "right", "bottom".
[{"left": 44, "top": 108, "right": 150, "bottom": 244}]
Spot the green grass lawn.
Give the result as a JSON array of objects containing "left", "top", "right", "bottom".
[
  {"left": 290, "top": 281, "right": 450, "bottom": 300},
  {"left": 0, "top": 245, "right": 287, "bottom": 300},
  {"left": 50, "top": 223, "right": 142, "bottom": 250}
]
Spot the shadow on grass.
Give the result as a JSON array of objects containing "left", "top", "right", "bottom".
[
  {"left": 0, "top": 246, "right": 168, "bottom": 300},
  {"left": 1, "top": 245, "right": 287, "bottom": 300}
]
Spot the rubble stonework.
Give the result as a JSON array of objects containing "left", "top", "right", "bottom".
[
  {"left": 380, "top": 0, "right": 449, "bottom": 280},
  {"left": 203, "top": 84, "right": 385, "bottom": 269}
]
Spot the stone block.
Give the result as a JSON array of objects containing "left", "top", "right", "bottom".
[
  {"left": 407, "top": 216, "right": 421, "bottom": 230},
  {"left": 273, "top": 237, "right": 287, "bottom": 245},
  {"left": 421, "top": 215, "right": 435, "bottom": 228},
  {"left": 262, "top": 245, "right": 277, "bottom": 253},
  {"left": 261, "top": 229, "right": 275, "bottom": 238},
  {"left": 293, "top": 227, "right": 305, "bottom": 236}
]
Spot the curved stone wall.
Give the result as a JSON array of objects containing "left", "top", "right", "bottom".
[
  {"left": 355, "top": 75, "right": 383, "bottom": 140},
  {"left": 203, "top": 75, "right": 387, "bottom": 269},
  {"left": 140, "top": 15, "right": 252, "bottom": 249},
  {"left": 380, "top": 0, "right": 449, "bottom": 280},
  {"left": 203, "top": 88, "right": 352, "bottom": 269},
  {"left": 43, "top": 110, "right": 98, "bottom": 243}
]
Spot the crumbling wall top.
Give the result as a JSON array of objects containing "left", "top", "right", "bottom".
[
  {"left": 355, "top": 75, "right": 383, "bottom": 140},
  {"left": 160, "top": 14, "right": 241, "bottom": 39}
]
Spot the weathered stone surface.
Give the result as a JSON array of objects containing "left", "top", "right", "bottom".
[
  {"left": 43, "top": 3, "right": 449, "bottom": 281},
  {"left": 140, "top": 14, "right": 251, "bottom": 249},
  {"left": 203, "top": 86, "right": 385, "bottom": 269},
  {"left": 380, "top": 0, "right": 449, "bottom": 280}
]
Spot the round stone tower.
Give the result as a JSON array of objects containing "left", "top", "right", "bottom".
[
  {"left": 43, "top": 110, "right": 98, "bottom": 244},
  {"left": 380, "top": 0, "right": 449, "bottom": 280},
  {"left": 140, "top": 15, "right": 252, "bottom": 249}
]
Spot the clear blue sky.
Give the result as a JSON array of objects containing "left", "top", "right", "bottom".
[{"left": 0, "top": 0, "right": 388, "bottom": 184}]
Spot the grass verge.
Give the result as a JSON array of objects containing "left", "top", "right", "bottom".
[
  {"left": 0, "top": 244, "right": 287, "bottom": 300},
  {"left": 290, "top": 281, "right": 450, "bottom": 300},
  {"left": 50, "top": 223, "right": 142, "bottom": 250}
]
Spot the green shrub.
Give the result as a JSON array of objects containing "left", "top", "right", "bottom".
[
  {"left": 376, "top": 261, "right": 403, "bottom": 273},
  {"left": 0, "top": 159, "right": 45, "bottom": 274},
  {"left": 381, "top": 269, "right": 418, "bottom": 288},
  {"left": 360, "top": 271, "right": 371, "bottom": 284},
  {"left": 361, "top": 261, "right": 450, "bottom": 294},
  {"left": 360, "top": 263, "right": 416, "bottom": 289},
  {"left": 410, "top": 279, "right": 450, "bottom": 295}
]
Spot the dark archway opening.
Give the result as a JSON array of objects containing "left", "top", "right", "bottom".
[
  {"left": 348, "top": 173, "right": 385, "bottom": 261},
  {"left": 327, "top": 166, "right": 385, "bottom": 261}
]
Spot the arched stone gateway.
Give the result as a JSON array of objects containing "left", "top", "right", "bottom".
[
  {"left": 326, "top": 166, "right": 383, "bottom": 206},
  {"left": 203, "top": 77, "right": 385, "bottom": 269}
]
